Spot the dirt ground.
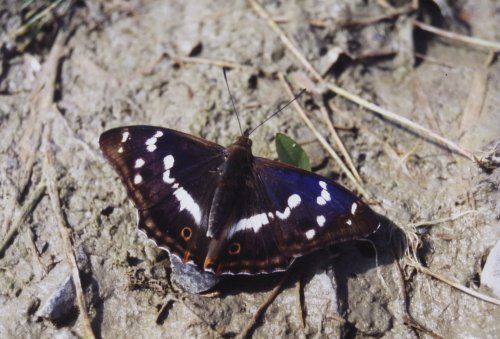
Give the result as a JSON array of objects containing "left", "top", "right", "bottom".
[{"left": 0, "top": 1, "right": 499, "bottom": 338}]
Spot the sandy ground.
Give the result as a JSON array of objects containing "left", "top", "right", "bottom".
[{"left": 0, "top": 1, "right": 499, "bottom": 338}]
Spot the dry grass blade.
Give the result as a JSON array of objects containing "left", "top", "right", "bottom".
[
  {"left": 174, "top": 56, "right": 249, "bottom": 70},
  {"left": 406, "top": 259, "right": 500, "bottom": 306},
  {"left": 278, "top": 74, "right": 371, "bottom": 200},
  {"left": 319, "top": 105, "right": 362, "bottom": 183},
  {"left": 44, "top": 130, "right": 96, "bottom": 339},
  {"left": 324, "top": 82, "right": 477, "bottom": 163},
  {"left": 248, "top": 0, "right": 322, "bottom": 80},
  {"left": 249, "top": 0, "right": 479, "bottom": 165},
  {"left": 237, "top": 268, "right": 294, "bottom": 339},
  {"left": 459, "top": 54, "right": 493, "bottom": 138},
  {"left": 0, "top": 182, "right": 46, "bottom": 257},
  {"left": 414, "top": 21, "right": 500, "bottom": 52},
  {"left": 295, "top": 278, "right": 305, "bottom": 329},
  {"left": 309, "top": 1, "right": 416, "bottom": 28},
  {"left": 408, "top": 210, "right": 477, "bottom": 228},
  {"left": 9, "top": 0, "right": 64, "bottom": 39}
]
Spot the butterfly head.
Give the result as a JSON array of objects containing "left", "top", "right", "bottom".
[{"left": 230, "top": 130, "right": 253, "bottom": 150}]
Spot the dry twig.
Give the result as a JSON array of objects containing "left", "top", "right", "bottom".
[
  {"left": 174, "top": 56, "right": 249, "bottom": 70},
  {"left": 237, "top": 268, "right": 294, "bottom": 339},
  {"left": 406, "top": 259, "right": 500, "bottom": 306},
  {"left": 295, "top": 277, "right": 305, "bottom": 329},
  {"left": 308, "top": 1, "right": 416, "bottom": 28},
  {"left": 1, "top": 30, "right": 65, "bottom": 246},
  {"left": 0, "top": 182, "right": 46, "bottom": 257},
  {"left": 319, "top": 105, "right": 362, "bottom": 183},
  {"left": 44, "top": 130, "right": 96, "bottom": 339},
  {"left": 278, "top": 73, "right": 371, "bottom": 200},
  {"left": 408, "top": 210, "right": 477, "bottom": 228},
  {"left": 248, "top": 0, "right": 479, "bottom": 165},
  {"left": 393, "top": 256, "right": 444, "bottom": 338},
  {"left": 414, "top": 21, "right": 500, "bottom": 52}
]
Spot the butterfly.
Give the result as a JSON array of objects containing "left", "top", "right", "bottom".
[{"left": 99, "top": 125, "right": 380, "bottom": 275}]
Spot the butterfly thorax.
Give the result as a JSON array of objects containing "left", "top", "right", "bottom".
[
  {"left": 220, "top": 134, "right": 254, "bottom": 182},
  {"left": 204, "top": 134, "right": 255, "bottom": 271}
]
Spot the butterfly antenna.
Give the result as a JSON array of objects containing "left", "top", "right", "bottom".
[
  {"left": 223, "top": 68, "right": 243, "bottom": 136},
  {"left": 249, "top": 88, "right": 306, "bottom": 135}
]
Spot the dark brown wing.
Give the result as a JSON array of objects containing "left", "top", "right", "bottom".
[{"left": 99, "top": 125, "right": 225, "bottom": 267}]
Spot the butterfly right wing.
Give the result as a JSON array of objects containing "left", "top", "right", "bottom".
[{"left": 99, "top": 125, "right": 226, "bottom": 267}]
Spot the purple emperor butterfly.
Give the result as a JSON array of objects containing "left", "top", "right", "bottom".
[{"left": 99, "top": 124, "right": 380, "bottom": 275}]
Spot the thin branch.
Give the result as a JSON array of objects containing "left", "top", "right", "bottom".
[
  {"left": 44, "top": 130, "right": 96, "bottom": 339},
  {"left": 0, "top": 182, "right": 46, "bottom": 257},
  {"left": 173, "top": 56, "right": 250, "bottom": 70},
  {"left": 278, "top": 73, "right": 371, "bottom": 200},
  {"left": 295, "top": 277, "right": 305, "bottom": 329},
  {"left": 237, "top": 268, "right": 294, "bottom": 339},
  {"left": 323, "top": 81, "right": 477, "bottom": 163},
  {"left": 408, "top": 210, "right": 477, "bottom": 228},
  {"left": 406, "top": 259, "right": 500, "bottom": 306},
  {"left": 308, "top": 2, "right": 416, "bottom": 28},
  {"left": 414, "top": 21, "right": 500, "bottom": 52},
  {"left": 248, "top": 0, "right": 479, "bottom": 165},
  {"left": 248, "top": 0, "right": 322, "bottom": 80},
  {"left": 319, "top": 105, "right": 362, "bottom": 183}
]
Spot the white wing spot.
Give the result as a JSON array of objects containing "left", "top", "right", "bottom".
[
  {"left": 145, "top": 136, "right": 157, "bottom": 145},
  {"left": 117, "top": 146, "right": 123, "bottom": 153},
  {"left": 231, "top": 213, "right": 270, "bottom": 235},
  {"left": 346, "top": 219, "right": 352, "bottom": 226},
  {"left": 268, "top": 212, "right": 274, "bottom": 219},
  {"left": 163, "top": 155, "right": 174, "bottom": 170},
  {"left": 172, "top": 183, "right": 179, "bottom": 189},
  {"left": 121, "top": 131, "right": 130, "bottom": 143},
  {"left": 351, "top": 202, "right": 358, "bottom": 215},
  {"left": 147, "top": 144, "right": 157, "bottom": 152},
  {"left": 163, "top": 170, "right": 175, "bottom": 184},
  {"left": 317, "top": 181, "right": 331, "bottom": 205},
  {"left": 288, "top": 194, "right": 301, "bottom": 208},
  {"left": 276, "top": 207, "right": 291, "bottom": 220},
  {"left": 134, "top": 174, "right": 142, "bottom": 184},
  {"left": 317, "top": 215, "right": 326, "bottom": 227},
  {"left": 173, "top": 187, "right": 201, "bottom": 224},
  {"left": 305, "top": 229, "right": 316, "bottom": 240},
  {"left": 134, "top": 158, "right": 145, "bottom": 168},
  {"left": 154, "top": 131, "right": 164, "bottom": 138},
  {"left": 321, "top": 189, "right": 331, "bottom": 201}
]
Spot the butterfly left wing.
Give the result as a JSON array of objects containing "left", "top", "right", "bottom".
[{"left": 99, "top": 126, "right": 226, "bottom": 267}]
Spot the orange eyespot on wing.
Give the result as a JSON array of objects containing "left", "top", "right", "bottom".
[
  {"left": 228, "top": 242, "right": 241, "bottom": 255},
  {"left": 181, "top": 226, "right": 193, "bottom": 241}
]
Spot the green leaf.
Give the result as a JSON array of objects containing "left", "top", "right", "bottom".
[{"left": 275, "top": 133, "right": 311, "bottom": 171}]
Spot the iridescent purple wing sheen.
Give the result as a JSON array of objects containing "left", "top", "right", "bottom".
[
  {"left": 210, "top": 157, "right": 379, "bottom": 274},
  {"left": 252, "top": 157, "right": 379, "bottom": 257}
]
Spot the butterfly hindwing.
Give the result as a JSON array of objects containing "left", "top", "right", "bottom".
[
  {"left": 99, "top": 126, "right": 225, "bottom": 264},
  {"left": 204, "top": 175, "right": 293, "bottom": 274}
]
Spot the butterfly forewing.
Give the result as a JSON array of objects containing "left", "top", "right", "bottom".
[
  {"left": 252, "top": 157, "right": 379, "bottom": 257},
  {"left": 99, "top": 126, "right": 225, "bottom": 263}
]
